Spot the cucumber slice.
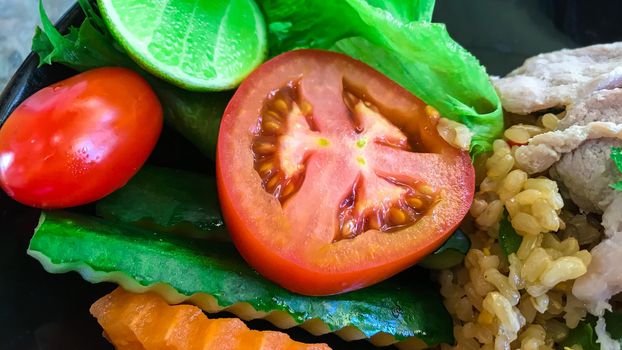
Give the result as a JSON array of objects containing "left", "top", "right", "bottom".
[
  {"left": 97, "top": 166, "right": 226, "bottom": 240},
  {"left": 28, "top": 211, "right": 453, "bottom": 348}
]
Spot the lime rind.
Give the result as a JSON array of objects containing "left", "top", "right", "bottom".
[{"left": 97, "top": 0, "right": 267, "bottom": 91}]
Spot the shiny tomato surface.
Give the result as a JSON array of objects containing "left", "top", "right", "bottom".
[
  {"left": 217, "top": 50, "right": 475, "bottom": 296},
  {"left": 0, "top": 67, "right": 162, "bottom": 208}
]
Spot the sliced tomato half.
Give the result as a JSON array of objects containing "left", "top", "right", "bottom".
[{"left": 217, "top": 50, "right": 474, "bottom": 296}]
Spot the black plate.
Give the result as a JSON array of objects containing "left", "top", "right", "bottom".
[{"left": 1, "top": 2, "right": 621, "bottom": 349}]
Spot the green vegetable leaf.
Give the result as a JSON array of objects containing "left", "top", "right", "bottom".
[
  {"left": 560, "top": 317, "right": 600, "bottom": 350},
  {"left": 32, "top": 1, "right": 227, "bottom": 158},
  {"left": 258, "top": 0, "right": 503, "bottom": 154},
  {"left": 33, "top": 0, "right": 135, "bottom": 70},
  {"left": 29, "top": 211, "right": 454, "bottom": 346},
  {"left": 609, "top": 147, "right": 622, "bottom": 191},
  {"left": 499, "top": 212, "right": 522, "bottom": 257},
  {"left": 560, "top": 312, "right": 622, "bottom": 350}
]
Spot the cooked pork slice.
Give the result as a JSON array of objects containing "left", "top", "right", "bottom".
[
  {"left": 493, "top": 42, "right": 622, "bottom": 114},
  {"left": 514, "top": 122, "right": 622, "bottom": 175},
  {"left": 558, "top": 88, "right": 622, "bottom": 129},
  {"left": 550, "top": 138, "right": 622, "bottom": 214},
  {"left": 515, "top": 89, "right": 622, "bottom": 213},
  {"left": 573, "top": 197, "right": 622, "bottom": 315}
]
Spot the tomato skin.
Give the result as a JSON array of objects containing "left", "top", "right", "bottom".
[
  {"left": 217, "top": 50, "right": 475, "bottom": 296},
  {"left": 0, "top": 67, "right": 162, "bottom": 208}
]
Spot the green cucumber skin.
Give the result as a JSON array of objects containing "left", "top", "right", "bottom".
[
  {"left": 28, "top": 211, "right": 453, "bottom": 346},
  {"left": 96, "top": 166, "right": 227, "bottom": 240}
]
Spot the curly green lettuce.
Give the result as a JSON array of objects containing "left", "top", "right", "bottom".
[{"left": 258, "top": 0, "right": 503, "bottom": 154}]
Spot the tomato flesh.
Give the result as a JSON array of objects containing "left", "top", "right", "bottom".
[
  {"left": 0, "top": 67, "right": 162, "bottom": 208},
  {"left": 217, "top": 50, "right": 474, "bottom": 295}
]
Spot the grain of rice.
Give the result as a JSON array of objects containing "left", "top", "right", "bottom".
[
  {"left": 519, "top": 324, "right": 547, "bottom": 350},
  {"left": 476, "top": 200, "right": 504, "bottom": 228},
  {"left": 540, "top": 256, "right": 587, "bottom": 288},
  {"left": 517, "top": 233, "right": 542, "bottom": 261},
  {"left": 530, "top": 294, "right": 549, "bottom": 313},
  {"left": 470, "top": 198, "right": 489, "bottom": 218},
  {"left": 541, "top": 113, "right": 559, "bottom": 130},
  {"left": 484, "top": 268, "right": 520, "bottom": 306},
  {"left": 573, "top": 250, "right": 592, "bottom": 266},
  {"left": 544, "top": 319, "right": 568, "bottom": 342},
  {"left": 504, "top": 127, "right": 530, "bottom": 144},
  {"left": 498, "top": 170, "right": 528, "bottom": 202},
  {"left": 456, "top": 297, "right": 475, "bottom": 322},
  {"left": 513, "top": 189, "right": 542, "bottom": 206},
  {"left": 483, "top": 292, "right": 524, "bottom": 340},
  {"left": 532, "top": 199, "right": 560, "bottom": 231},
  {"left": 559, "top": 237, "right": 579, "bottom": 256},
  {"left": 511, "top": 212, "right": 542, "bottom": 236},
  {"left": 521, "top": 248, "right": 552, "bottom": 283}
]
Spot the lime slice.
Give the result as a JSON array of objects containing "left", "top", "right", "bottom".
[{"left": 97, "top": 0, "right": 267, "bottom": 91}]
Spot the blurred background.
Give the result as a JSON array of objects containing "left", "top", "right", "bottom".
[{"left": 1, "top": 0, "right": 73, "bottom": 90}]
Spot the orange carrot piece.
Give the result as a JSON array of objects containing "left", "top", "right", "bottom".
[{"left": 90, "top": 288, "right": 331, "bottom": 350}]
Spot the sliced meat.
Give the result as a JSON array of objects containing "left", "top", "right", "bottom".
[
  {"left": 514, "top": 122, "right": 622, "bottom": 175},
  {"left": 550, "top": 138, "right": 622, "bottom": 214},
  {"left": 493, "top": 42, "right": 622, "bottom": 114},
  {"left": 514, "top": 89, "right": 622, "bottom": 213},
  {"left": 573, "top": 197, "right": 622, "bottom": 315},
  {"left": 558, "top": 88, "right": 622, "bottom": 129}
]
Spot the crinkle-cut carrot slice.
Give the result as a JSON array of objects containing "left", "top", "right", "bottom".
[{"left": 90, "top": 288, "right": 331, "bottom": 350}]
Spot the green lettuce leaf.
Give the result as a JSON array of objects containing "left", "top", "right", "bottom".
[
  {"left": 258, "top": 0, "right": 503, "bottom": 154},
  {"left": 33, "top": 0, "right": 134, "bottom": 70},
  {"left": 610, "top": 147, "right": 622, "bottom": 191}
]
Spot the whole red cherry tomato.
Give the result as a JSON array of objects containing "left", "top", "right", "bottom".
[{"left": 0, "top": 67, "right": 162, "bottom": 208}]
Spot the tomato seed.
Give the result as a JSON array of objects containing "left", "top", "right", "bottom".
[
  {"left": 273, "top": 99, "right": 290, "bottom": 115},
  {"left": 257, "top": 161, "right": 274, "bottom": 176},
  {"left": 299, "top": 100, "right": 313, "bottom": 115},
  {"left": 252, "top": 142, "right": 276, "bottom": 154},
  {"left": 265, "top": 172, "right": 283, "bottom": 193},
  {"left": 341, "top": 220, "right": 358, "bottom": 239},
  {"left": 387, "top": 207, "right": 409, "bottom": 226},
  {"left": 367, "top": 212, "right": 382, "bottom": 230},
  {"left": 279, "top": 181, "right": 296, "bottom": 198},
  {"left": 262, "top": 120, "right": 282, "bottom": 134},
  {"left": 405, "top": 195, "right": 424, "bottom": 209},
  {"left": 418, "top": 184, "right": 436, "bottom": 196},
  {"left": 264, "top": 110, "right": 283, "bottom": 122}
]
